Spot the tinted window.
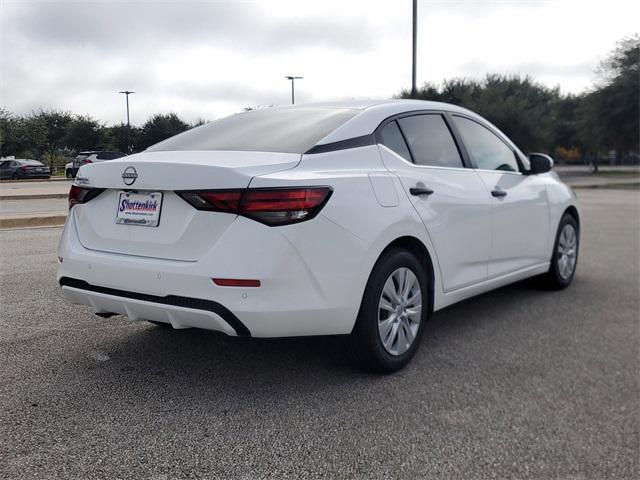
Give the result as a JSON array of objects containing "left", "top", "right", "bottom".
[
  {"left": 397, "top": 115, "right": 463, "bottom": 168},
  {"left": 74, "top": 154, "right": 90, "bottom": 167},
  {"left": 378, "top": 121, "right": 411, "bottom": 161},
  {"left": 453, "top": 116, "right": 519, "bottom": 172},
  {"left": 97, "top": 152, "right": 126, "bottom": 160},
  {"left": 147, "top": 107, "right": 360, "bottom": 154}
]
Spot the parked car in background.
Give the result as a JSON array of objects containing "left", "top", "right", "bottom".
[
  {"left": 65, "top": 162, "right": 74, "bottom": 178},
  {"left": 0, "top": 159, "right": 51, "bottom": 180},
  {"left": 71, "top": 151, "right": 126, "bottom": 177}
]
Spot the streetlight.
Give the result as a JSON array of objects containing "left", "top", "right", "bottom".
[
  {"left": 284, "top": 76, "right": 303, "bottom": 104},
  {"left": 118, "top": 90, "right": 135, "bottom": 153},
  {"left": 411, "top": 0, "right": 417, "bottom": 98}
]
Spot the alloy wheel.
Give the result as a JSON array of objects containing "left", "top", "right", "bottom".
[
  {"left": 557, "top": 223, "right": 577, "bottom": 279},
  {"left": 378, "top": 267, "right": 422, "bottom": 356}
]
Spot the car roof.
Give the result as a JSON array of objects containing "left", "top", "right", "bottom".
[
  {"left": 266, "top": 99, "right": 484, "bottom": 145},
  {"left": 13, "top": 159, "right": 42, "bottom": 164},
  {"left": 282, "top": 99, "right": 525, "bottom": 161}
]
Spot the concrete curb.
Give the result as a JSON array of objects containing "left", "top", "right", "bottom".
[
  {"left": 0, "top": 213, "right": 67, "bottom": 229},
  {"left": 570, "top": 182, "right": 639, "bottom": 189},
  {"left": 0, "top": 193, "right": 68, "bottom": 200},
  {"left": 0, "top": 177, "right": 71, "bottom": 183}
]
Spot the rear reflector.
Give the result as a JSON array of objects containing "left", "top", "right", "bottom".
[
  {"left": 69, "top": 185, "right": 105, "bottom": 209},
  {"left": 177, "top": 186, "right": 332, "bottom": 226},
  {"left": 212, "top": 278, "right": 261, "bottom": 287}
]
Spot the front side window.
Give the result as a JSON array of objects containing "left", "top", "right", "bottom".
[
  {"left": 452, "top": 116, "right": 519, "bottom": 172},
  {"left": 396, "top": 114, "right": 463, "bottom": 168},
  {"left": 378, "top": 121, "right": 411, "bottom": 161}
]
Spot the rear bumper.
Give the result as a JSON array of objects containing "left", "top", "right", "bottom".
[
  {"left": 57, "top": 208, "right": 370, "bottom": 337},
  {"left": 60, "top": 277, "right": 248, "bottom": 336}
]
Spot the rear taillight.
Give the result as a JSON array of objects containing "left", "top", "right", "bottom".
[
  {"left": 177, "top": 186, "right": 332, "bottom": 226},
  {"left": 82, "top": 159, "right": 93, "bottom": 164},
  {"left": 20, "top": 166, "right": 28, "bottom": 171},
  {"left": 69, "top": 185, "right": 105, "bottom": 210}
]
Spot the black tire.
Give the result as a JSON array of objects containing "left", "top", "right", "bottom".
[
  {"left": 348, "top": 248, "right": 429, "bottom": 373},
  {"left": 11, "top": 172, "right": 19, "bottom": 180},
  {"left": 538, "top": 213, "right": 579, "bottom": 290},
  {"left": 66, "top": 169, "right": 72, "bottom": 178}
]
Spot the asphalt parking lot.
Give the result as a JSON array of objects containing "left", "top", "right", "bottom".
[
  {"left": 0, "top": 198, "right": 68, "bottom": 216},
  {"left": 1, "top": 188, "right": 638, "bottom": 479}
]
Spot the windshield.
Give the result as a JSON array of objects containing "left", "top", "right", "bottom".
[{"left": 147, "top": 107, "right": 360, "bottom": 154}]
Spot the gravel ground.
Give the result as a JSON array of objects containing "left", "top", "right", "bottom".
[{"left": 0, "top": 189, "right": 638, "bottom": 479}]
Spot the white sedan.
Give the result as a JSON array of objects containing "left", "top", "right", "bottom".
[{"left": 57, "top": 100, "right": 580, "bottom": 372}]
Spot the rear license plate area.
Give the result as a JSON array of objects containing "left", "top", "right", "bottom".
[{"left": 116, "top": 191, "right": 163, "bottom": 227}]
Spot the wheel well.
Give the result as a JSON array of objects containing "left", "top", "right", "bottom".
[
  {"left": 380, "top": 236, "right": 435, "bottom": 315},
  {"left": 564, "top": 206, "right": 580, "bottom": 233}
]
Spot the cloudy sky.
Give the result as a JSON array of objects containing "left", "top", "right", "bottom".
[{"left": 1, "top": 0, "right": 638, "bottom": 125}]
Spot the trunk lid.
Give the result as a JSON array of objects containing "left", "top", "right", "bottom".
[{"left": 72, "top": 150, "right": 300, "bottom": 261}]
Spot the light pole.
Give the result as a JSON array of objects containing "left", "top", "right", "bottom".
[
  {"left": 411, "top": 0, "right": 417, "bottom": 98},
  {"left": 285, "top": 76, "right": 303, "bottom": 104},
  {"left": 118, "top": 90, "right": 135, "bottom": 152}
]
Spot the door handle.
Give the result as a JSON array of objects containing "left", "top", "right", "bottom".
[
  {"left": 491, "top": 188, "right": 507, "bottom": 198},
  {"left": 410, "top": 187, "right": 434, "bottom": 196}
]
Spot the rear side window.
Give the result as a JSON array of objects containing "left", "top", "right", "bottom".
[
  {"left": 452, "top": 116, "right": 519, "bottom": 172},
  {"left": 397, "top": 115, "right": 463, "bottom": 168},
  {"left": 378, "top": 121, "right": 411, "bottom": 161},
  {"left": 147, "top": 107, "right": 360, "bottom": 154}
]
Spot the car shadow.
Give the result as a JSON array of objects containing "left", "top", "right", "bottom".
[{"left": 76, "top": 276, "right": 585, "bottom": 400}]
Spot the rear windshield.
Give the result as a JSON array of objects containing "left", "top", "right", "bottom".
[{"left": 146, "top": 107, "right": 360, "bottom": 154}]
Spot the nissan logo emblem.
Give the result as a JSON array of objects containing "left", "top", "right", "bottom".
[{"left": 122, "top": 166, "right": 138, "bottom": 186}]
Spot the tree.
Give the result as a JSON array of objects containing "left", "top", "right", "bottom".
[
  {"left": 104, "top": 123, "right": 140, "bottom": 153},
  {"left": 20, "top": 110, "right": 74, "bottom": 167},
  {"left": 580, "top": 35, "right": 639, "bottom": 158},
  {"left": 64, "top": 115, "right": 104, "bottom": 151},
  {"left": 0, "top": 109, "right": 22, "bottom": 157},
  {"left": 136, "top": 113, "right": 190, "bottom": 151},
  {"left": 0, "top": 109, "right": 48, "bottom": 159}
]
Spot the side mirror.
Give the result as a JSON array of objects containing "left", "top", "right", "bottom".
[{"left": 528, "top": 153, "right": 554, "bottom": 174}]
